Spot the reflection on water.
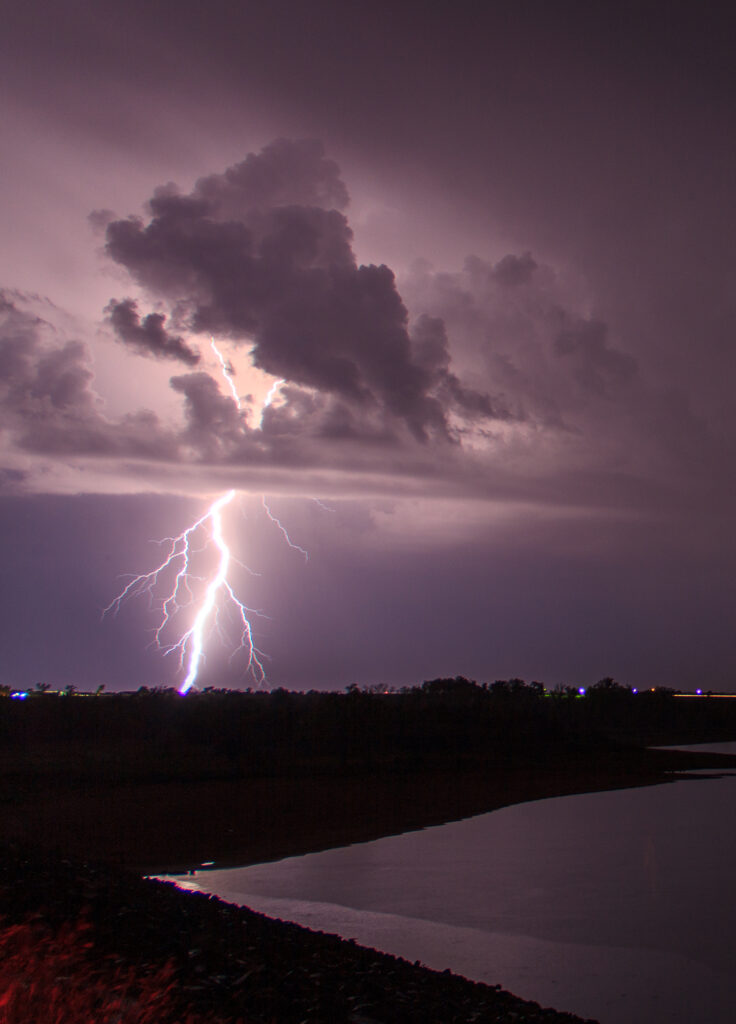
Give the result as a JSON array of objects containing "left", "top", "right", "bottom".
[
  {"left": 658, "top": 740, "right": 736, "bottom": 756},
  {"left": 161, "top": 745, "right": 736, "bottom": 1024}
]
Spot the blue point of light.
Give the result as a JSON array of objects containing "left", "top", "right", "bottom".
[
  {"left": 578, "top": 687, "right": 586, "bottom": 696},
  {"left": 11, "top": 691, "right": 28, "bottom": 700}
]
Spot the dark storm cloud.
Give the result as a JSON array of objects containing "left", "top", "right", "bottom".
[
  {"left": 553, "top": 318, "right": 637, "bottom": 397},
  {"left": 1, "top": 149, "right": 708, "bottom": 516},
  {"left": 411, "top": 314, "right": 505, "bottom": 421},
  {"left": 194, "top": 138, "right": 350, "bottom": 215},
  {"left": 0, "top": 241, "right": 667, "bottom": 510},
  {"left": 405, "top": 254, "right": 639, "bottom": 427},
  {"left": 0, "top": 292, "right": 96, "bottom": 418},
  {"left": 105, "top": 298, "right": 200, "bottom": 365},
  {"left": 402, "top": 252, "right": 730, "bottom": 515},
  {"left": 0, "top": 289, "right": 480, "bottom": 495},
  {"left": 491, "top": 253, "right": 538, "bottom": 288},
  {"left": 104, "top": 139, "right": 498, "bottom": 442},
  {"left": 169, "top": 372, "right": 244, "bottom": 456},
  {"left": 0, "top": 290, "right": 178, "bottom": 460}
]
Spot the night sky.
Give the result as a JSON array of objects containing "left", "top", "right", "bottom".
[{"left": 2, "top": 2, "right": 736, "bottom": 692}]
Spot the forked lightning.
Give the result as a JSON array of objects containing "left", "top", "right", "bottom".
[
  {"left": 104, "top": 490, "right": 268, "bottom": 694},
  {"left": 105, "top": 340, "right": 307, "bottom": 693}
]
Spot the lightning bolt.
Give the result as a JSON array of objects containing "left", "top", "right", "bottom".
[
  {"left": 310, "top": 497, "right": 335, "bottom": 513},
  {"left": 104, "top": 490, "right": 268, "bottom": 694},
  {"left": 105, "top": 341, "right": 310, "bottom": 694},
  {"left": 178, "top": 490, "right": 265, "bottom": 694}
]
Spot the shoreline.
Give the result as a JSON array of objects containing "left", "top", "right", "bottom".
[
  {"left": 0, "top": 841, "right": 599, "bottom": 1023},
  {"left": 3, "top": 748, "right": 736, "bottom": 1022},
  {"left": 3, "top": 746, "right": 734, "bottom": 874}
]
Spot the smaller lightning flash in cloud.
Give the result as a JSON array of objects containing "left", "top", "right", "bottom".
[
  {"left": 210, "top": 338, "right": 241, "bottom": 407},
  {"left": 104, "top": 490, "right": 267, "bottom": 694},
  {"left": 260, "top": 376, "right": 285, "bottom": 425},
  {"left": 210, "top": 336, "right": 284, "bottom": 427}
]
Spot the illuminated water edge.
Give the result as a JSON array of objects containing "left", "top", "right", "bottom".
[{"left": 157, "top": 744, "right": 736, "bottom": 1024}]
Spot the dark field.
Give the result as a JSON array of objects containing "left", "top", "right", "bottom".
[
  {"left": 4, "top": 680, "right": 736, "bottom": 872},
  {"left": 3, "top": 680, "right": 736, "bottom": 1022}
]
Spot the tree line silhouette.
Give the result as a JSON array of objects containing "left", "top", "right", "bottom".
[{"left": 3, "top": 677, "right": 735, "bottom": 784}]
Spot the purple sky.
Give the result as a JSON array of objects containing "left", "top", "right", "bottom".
[{"left": 1, "top": 2, "right": 736, "bottom": 691}]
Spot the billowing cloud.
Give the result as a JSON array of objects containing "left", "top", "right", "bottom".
[
  {"left": 103, "top": 138, "right": 499, "bottom": 442},
  {"left": 491, "top": 252, "right": 538, "bottom": 288},
  {"left": 553, "top": 317, "right": 637, "bottom": 397},
  {"left": 0, "top": 288, "right": 475, "bottom": 498},
  {"left": 194, "top": 137, "right": 350, "bottom": 215},
  {"left": 0, "top": 142, "right": 694, "bottom": 515},
  {"left": 169, "top": 371, "right": 246, "bottom": 457},
  {"left": 0, "top": 293, "right": 96, "bottom": 416},
  {"left": 105, "top": 298, "right": 200, "bottom": 365},
  {"left": 0, "top": 291, "right": 179, "bottom": 463},
  {"left": 404, "top": 253, "right": 639, "bottom": 428}
]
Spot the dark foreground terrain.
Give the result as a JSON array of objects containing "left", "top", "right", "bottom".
[
  {"left": 5, "top": 745, "right": 735, "bottom": 874},
  {"left": 3, "top": 680, "right": 736, "bottom": 1022},
  {"left": 3, "top": 753, "right": 736, "bottom": 1023},
  {"left": 5, "top": 680, "right": 736, "bottom": 872},
  {"left": 0, "top": 842, "right": 598, "bottom": 1023}
]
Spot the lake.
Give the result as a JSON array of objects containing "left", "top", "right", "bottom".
[{"left": 162, "top": 745, "right": 736, "bottom": 1024}]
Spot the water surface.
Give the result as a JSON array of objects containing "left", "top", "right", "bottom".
[{"left": 164, "top": 750, "right": 736, "bottom": 1023}]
